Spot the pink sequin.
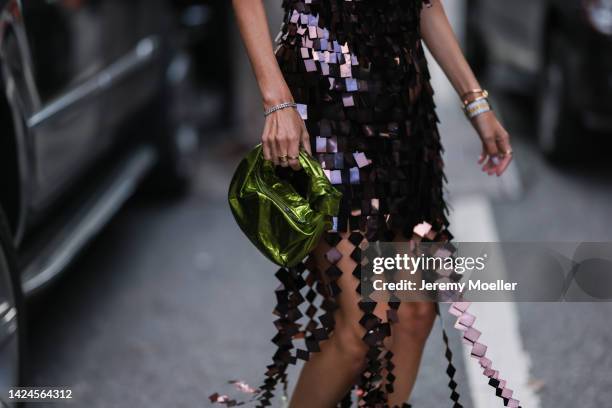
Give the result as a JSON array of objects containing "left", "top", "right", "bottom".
[
  {"left": 353, "top": 152, "right": 370, "bottom": 168},
  {"left": 413, "top": 221, "right": 432, "bottom": 238}
]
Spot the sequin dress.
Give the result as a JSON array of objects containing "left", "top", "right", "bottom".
[
  {"left": 211, "top": 1, "right": 523, "bottom": 407},
  {"left": 270, "top": 0, "right": 457, "bottom": 405},
  {"left": 276, "top": 0, "right": 451, "bottom": 243}
]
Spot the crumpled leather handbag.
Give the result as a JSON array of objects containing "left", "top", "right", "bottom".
[{"left": 228, "top": 144, "right": 342, "bottom": 267}]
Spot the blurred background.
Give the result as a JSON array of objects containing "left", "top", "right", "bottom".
[{"left": 1, "top": 0, "right": 611, "bottom": 407}]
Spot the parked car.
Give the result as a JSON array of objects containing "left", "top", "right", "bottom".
[
  {"left": 0, "top": 0, "right": 200, "bottom": 404},
  {"left": 465, "top": 0, "right": 612, "bottom": 161}
]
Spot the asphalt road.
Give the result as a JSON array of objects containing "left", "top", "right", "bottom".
[
  {"left": 23, "top": 136, "right": 473, "bottom": 408},
  {"left": 23, "top": 88, "right": 612, "bottom": 408},
  {"left": 489, "top": 92, "right": 612, "bottom": 408}
]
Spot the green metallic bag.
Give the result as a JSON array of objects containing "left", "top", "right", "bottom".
[{"left": 228, "top": 144, "right": 342, "bottom": 267}]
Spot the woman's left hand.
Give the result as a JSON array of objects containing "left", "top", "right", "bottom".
[{"left": 471, "top": 111, "right": 514, "bottom": 176}]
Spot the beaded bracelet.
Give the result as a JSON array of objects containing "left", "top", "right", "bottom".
[{"left": 264, "top": 102, "right": 298, "bottom": 117}]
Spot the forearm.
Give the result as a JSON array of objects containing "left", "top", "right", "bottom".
[
  {"left": 420, "top": 0, "right": 480, "bottom": 98},
  {"left": 232, "top": 0, "right": 293, "bottom": 109}
]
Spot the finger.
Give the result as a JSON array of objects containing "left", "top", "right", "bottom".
[
  {"left": 497, "top": 155, "right": 513, "bottom": 176},
  {"left": 482, "top": 133, "right": 499, "bottom": 158},
  {"left": 496, "top": 146, "right": 514, "bottom": 175},
  {"left": 268, "top": 119, "right": 280, "bottom": 166},
  {"left": 480, "top": 134, "right": 498, "bottom": 174},
  {"left": 481, "top": 157, "right": 493, "bottom": 173},
  {"left": 262, "top": 138, "right": 273, "bottom": 163},
  {"left": 287, "top": 158, "right": 301, "bottom": 171},
  {"left": 262, "top": 119, "right": 273, "bottom": 162},
  {"left": 481, "top": 153, "right": 499, "bottom": 174},
  {"left": 300, "top": 127, "right": 312, "bottom": 156},
  {"left": 494, "top": 130, "right": 512, "bottom": 176},
  {"left": 478, "top": 153, "right": 487, "bottom": 165},
  {"left": 275, "top": 127, "right": 290, "bottom": 168},
  {"left": 488, "top": 158, "right": 499, "bottom": 175},
  {"left": 479, "top": 143, "right": 492, "bottom": 172},
  {"left": 478, "top": 144, "right": 487, "bottom": 165},
  {"left": 288, "top": 133, "right": 302, "bottom": 171}
]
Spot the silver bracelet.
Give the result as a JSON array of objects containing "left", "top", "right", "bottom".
[
  {"left": 463, "top": 98, "right": 493, "bottom": 120},
  {"left": 264, "top": 102, "right": 297, "bottom": 117}
]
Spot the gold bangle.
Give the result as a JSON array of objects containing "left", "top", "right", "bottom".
[
  {"left": 461, "top": 88, "right": 485, "bottom": 98},
  {"left": 461, "top": 88, "right": 484, "bottom": 96},
  {"left": 462, "top": 89, "right": 489, "bottom": 106}
]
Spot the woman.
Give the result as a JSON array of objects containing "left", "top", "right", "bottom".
[{"left": 225, "top": 0, "right": 514, "bottom": 407}]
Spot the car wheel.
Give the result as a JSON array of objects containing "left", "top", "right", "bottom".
[
  {"left": 0, "top": 208, "right": 23, "bottom": 407},
  {"left": 144, "top": 52, "right": 200, "bottom": 198},
  {"left": 536, "top": 30, "right": 580, "bottom": 162}
]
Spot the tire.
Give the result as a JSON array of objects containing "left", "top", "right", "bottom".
[
  {"left": 536, "top": 30, "right": 581, "bottom": 162},
  {"left": 143, "top": 52, "right": 199, "bottom": 198},
  {"left": 0, "top": 208, "right": 23, "bottom": 407}
]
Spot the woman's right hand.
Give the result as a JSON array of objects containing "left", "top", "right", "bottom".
[{"left": 262, "top": 107, "right": 312, "bottom": 170}]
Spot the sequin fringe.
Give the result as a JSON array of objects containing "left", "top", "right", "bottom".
[{"left": 210, "top": 0, "right": 523, "bottom": 406}]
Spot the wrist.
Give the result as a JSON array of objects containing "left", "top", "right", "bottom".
[
  {"left": 262, "top": 88, "right": 294, "bottom": 110},
  {"left": 456, "top": 79, "right": 482, "bottom": 94},
  {"left": 469, "top": 109, "right": 494, "bottom": 124},
  {"left": 462, "top": 90, "right": 488, "bottom": 105},
  {"left": 264, "top": 102, "right": 297, "bottom": 117},
  {"left": 457, "top": 83, "right": 483, "bottom": 101}
]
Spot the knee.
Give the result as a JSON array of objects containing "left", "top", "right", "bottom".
[
  {"left": 330, "top": 318, "right": 369, "bottom": 364},
  {"left": 394, "top": 302, "right": 436, "bottom": 341}
]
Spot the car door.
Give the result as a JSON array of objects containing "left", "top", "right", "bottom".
[
  {"left": 21, "top": 0, "right": 116, "bottom": 212},
  {"left": 479, "top": 0, "right": 546, "bottom": 73},
  {"left": 99, "top": 0, "right": 168, "bottom": 135}
]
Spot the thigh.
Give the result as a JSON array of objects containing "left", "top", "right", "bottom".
[
  {"left": 310, "top": 232, "right": 364, "bottom": 325},
  {"left": 309, "top": 231, "right": 391, "bottom": 328}
]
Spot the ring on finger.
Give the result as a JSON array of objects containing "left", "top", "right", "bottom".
[{"left": 279, "top": 155, "right": 288, "bottom": 162}]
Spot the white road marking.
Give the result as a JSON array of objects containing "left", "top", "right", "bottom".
[
  {"left": 425, "top": 5, "right": 537, "bottom": 403},
  {"left": 450, "top": 196, "right": 541, "bottom": 408}
]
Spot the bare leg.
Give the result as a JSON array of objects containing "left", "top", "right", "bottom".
[
  {"left": 290, "top": 233, "right": 369, "bottom": 408},
  {"left": 386, "top": 233, "right": 437, "bottom": 407},
  {"left": 386, "top": 302, "right": 436, "bottom": 406},
  {"left": 289, "top": 231, "right": 436, "bottom": 408}
]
